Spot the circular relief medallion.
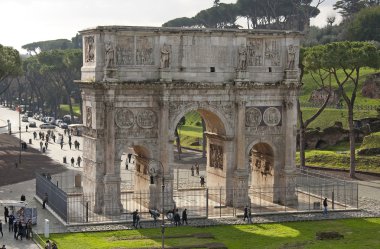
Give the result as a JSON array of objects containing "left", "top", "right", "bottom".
[
  {"left": 115, "top": 109, "right": 134, "bottom": 128},
  {"left": 137, "top": 110, "right": 157, "bottom": 129},
  {"left": 245, "top": 107, "right": 262, "bottom": 127},
  {"left": 263, "top": 107, "right": 281, "bottom": 126}
]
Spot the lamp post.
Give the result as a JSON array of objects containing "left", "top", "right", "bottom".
[{"left": 132, "top": 154, "right": 165, "bottom": 249}]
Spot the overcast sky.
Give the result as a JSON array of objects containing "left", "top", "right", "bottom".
[{"left": 0, "top": 0, "right": 340, "bottom": 53}]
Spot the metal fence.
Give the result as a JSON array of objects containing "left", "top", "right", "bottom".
[
  {"left": 300, "top": 102, "right": 379, "bottom": 111},
  {"left": 36, "top": 173, "right": 68, "bottom": 221},
  {"left": 39, "top": 168, "right": 358, "bottom": 225}
]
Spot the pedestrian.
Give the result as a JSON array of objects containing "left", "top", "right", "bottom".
[
  {"left": 182, "top": 208, "right": 188, "bottom": 225},
  {"left": 45, "top": 141, "right": 48, "bottom": 149},
  {"left": 71, "top": 157, "right": 75, "bottom": 167},
  {"left": 25, "top": 125, "right": 28, "bottom": 132},
  {"left": 125, "top": 159, "right": 129, "bottom": 170},
  {"left": 26, "top": 219, "right": 32, "bottom": 239},
  {"left": 68, "top": 141, "right": 72, "bottom": 149},
  {"left": 77, "top": 141, "right": 80, "bottom": 150},
  {"left": 195, "top": 163, "right": 199, "bottom": 176},
  {"left": 247, "top": 207, "right": 252, "bottom": 224},
  {"left": 45, "top": 240, "right": 52, "bottom": 249},
  {"left": 60, "top": 139, "right": 63, "bottom": 149},
  {"left": 74, "top": 140, "right": 78, "bottom": 149},
  {"left": 149, "top": 209, "right": 159, "bottom": 226},
  {"left": 132, "top": 209, "right": 138, "bottom": 228},
  {"left": 323, "top": 198, "right": 328, "bottom": 216},
  {"left": 77, "top": 156, "right": 82, "bottom": 167},
  {"left": 68, "top": 135, "right": 71, "bottom": 143},
  {"left": 200, "top": 176, "right": 205, "bottom": 187},
  {"left": 42, "top": 193, "right": 48, "bottom": 209},
  {"left": 135, "top": 213, "right": 142, "bottom": 229},
  {"left": 52, "top": 134, "right": 56, "bottom": 143},
  {"left": 191, "top": 165, "right": 194, "bottom": 176},
  {"left": 243, "top": 205, "right": 248, "bottom": 221},
  {"left": 8, "top": 214, "right": 14, "bottom": 232},
  {"left": 16, "top": 221, "right": 23, "bottom": 240},
  {"left": 3, "top": 207, "right": 8, "bottom": 223},
  {"left": 40, "top": 141, "right": 43, "bottom": 151},
  {"left": 1, "top": 244, "right": 6, "bottom": 249},
  {"left": 64, "top": 129, "right": 67, "bottom": 135},
  {"left": 174, "top": 209, "right": 181, "bottom": 226},
  {"left": 52, "top": 242, "right": 58, "bottom": 249},
  {"left": 0, "top": 220, "right": 3, "bottom": 237},
  {"left": 13, "top": 221, "right": 18, "bottom": 239},
  {"left": 33, "top": 131, "right": 37, "bottom": 140}
]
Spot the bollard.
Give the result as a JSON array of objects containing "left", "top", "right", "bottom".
[
  {"left": 29, "top": 138, "right": 32, "bottom": 144},
  {"left": 44, "top": 219, "right": 50, "bottom": 238}
]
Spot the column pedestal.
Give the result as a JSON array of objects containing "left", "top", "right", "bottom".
[{"left": 103, "top": 174, "right": 122, "bottom": 215}]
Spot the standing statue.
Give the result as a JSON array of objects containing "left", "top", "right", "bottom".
[
  {"left": 105, "top": 41, "right": 115, "bottom": 68},
  {"left": 238, "top": 45, "right": 247, "bottom": 70},
  {"left": 160, "top": 44, "right": 170, "bottom": 69},
  {"left": 287, "top": 45, "right": 296, "bottom": 70}
]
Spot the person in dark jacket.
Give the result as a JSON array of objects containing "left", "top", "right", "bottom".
[
  {"left": 323, "top": 198, "right": 328, "bottom": 216},
  {"left": 182, "top": 209, "right": 188, "bottom": 225}
]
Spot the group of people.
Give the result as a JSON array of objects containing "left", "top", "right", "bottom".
[
  {"left": 190, "top": 163, "right": 200, "bottom": 176},
  {"left": 70, "top": 156, "right": 82, "bottom": 167},
  {"left": 132, "top": 208, "right": 189, "bottom": 228},
  {"left": 44, "top": 239, "right": 58, "bottom": 249},
  {"left": 2, "top": 207, "right": 33, "bottom": 242}
]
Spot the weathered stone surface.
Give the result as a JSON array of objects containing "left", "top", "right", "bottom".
[{"left": 78, "top": 26, "right": 302, "bottom": 214}]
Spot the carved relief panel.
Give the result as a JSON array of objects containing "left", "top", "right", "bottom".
[
  {"left": 210, "top": 144, "right": 223, "bottom": 170},
  {"left": 116, "top": 36, "right": 134, "bottom": 65},
  {"left": 247, "top": 38, "right": 263, "bottom": 66},
  {"left": 136, "top": 36, "right": 154, "bottom": 65},
  {"left": 114, "top": 108, "right": 158, "bottom": 138},
  {"left": 245, "top": 106, "right": 282, "bottom": 127},
  {"left": 86, "top": 106, "right": 92, "bottom": 128},
  {"left": 264, "top": 40, "right": 280, "bottom": 66},
  {"left": 84, "top": 36, "right": 95, "bottom": 63}
]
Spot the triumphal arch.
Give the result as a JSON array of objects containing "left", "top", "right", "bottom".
[{"left": 78, "top": 26, "right": 301, "bottom": 215}]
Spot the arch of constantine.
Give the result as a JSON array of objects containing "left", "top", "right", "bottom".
[{"left": 78, "top": 26, "right": 301, "bottom": 215}]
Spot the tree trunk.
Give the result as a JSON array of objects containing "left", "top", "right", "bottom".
[
  {"left": 348, "top": 106, "right": 356, "bottom": 178},
  {"left": 68, "top": 94, "right": 74, "bottom": 119}
]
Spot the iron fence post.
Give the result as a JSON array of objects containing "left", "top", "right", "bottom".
[
  {"left": 206, "top": 188, "right": 209, "bottom": 218},
  {"left": 219, "top": 187, "right": 222, "bottom": 218}
]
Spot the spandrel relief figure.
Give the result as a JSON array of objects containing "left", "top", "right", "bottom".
[
  {"left": 160, "top": 44, "right": 170, "bottom": 69},
  {"left": 238, "top": 45, "right": 247, "bottom": 70},
  {"left": 105, "top": 41, "right": 115, "bottom": 68}
]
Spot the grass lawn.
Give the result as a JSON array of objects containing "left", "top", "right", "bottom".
[
  {"left": 60, "top": 104, "right": 81, "bottom": 116},
  {"left": 41, "top": 218, "right": 380, "bottom": 249}
]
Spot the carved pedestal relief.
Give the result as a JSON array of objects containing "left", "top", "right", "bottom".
[
  {"left": 287, "top": 45, "right": 297, "bottom": 70},
  {"left": 245, "top": 106, "right": 282, "bottom": 127},
  {"left": 136, "top": 36, "right": 154, "bottom": 65},
  {"left": 237, "top": 44, "right": 247, "bottom": 70},
  {"left": 210, "top": 144, "right": 223, "bottom": 170},
  {"left": 115, "top": 109, "right": 134, "bottom": 128},
  {"left": 136, "top": 110, "right": 157, "bottom": 129},
  {"left": 104, "top": 41, "right": 117, "bottom": 80},
  {"left": 245, "top": 107, "right": 262, "bottom": 127},
  {"left": 114, "top": 108, "right": 158, "bottom": 138}
]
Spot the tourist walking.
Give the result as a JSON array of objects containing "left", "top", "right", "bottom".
[
  {"left": 191, "top": 165, "right": 194, "bottom": 176},
  {"left": 8, "top": 214, "right": 14, "bottom": 232},
  {"left": 132, "top": 209, "right": 138, "bottom": 228},
  {"left": 45, "top": 141, "right": 48, "bottom": 149},
  {"left": 26, "top": 219, "right": 32, "bottom": 239},
  {"left": 243, "top": 205, "right": 249, "bottom": 221},
  {"left": 68, "top": 141, "right": 72, "bottom": 149},
  {"left": 200, "top": 176, "right": 205, "bottom": 187},
  {"left": 33, "top": 131, "right": 37, "bottom": 140},
  {"left": 77, "top": 156, "right": 82, "bottom": 167},
  {"left": 13, "top": 221, "right": 18, "bottom": 239},
  {"left": 43, "top": 193, "right": 48, "bottom": 209},
  {"left": 323, "top": 198, "right": 328, "bottom": 216},
  {"left": 0, "top": 220, "right": 3, "bottom": 237},
  {"left": 40, "top": 141, "right": 43, "bottom": 151},
  {"left": 3, "top": 207, "right": 8, "bottom": 223},
  {"left": 182, "top": 208, "right": 188, "bottom": 225},
  {"left": 195, "top": 163, "right": 199, "bottom": 176},
  {"left": 26, "top": 125, "right": 28, "bottom": 132},
  {"left": 247, "top": 207, "right": 252, "bottom": 224},
  {"left": 71, "top": 157, "right": 75, "bottom": 167},
  {"left": 60, "top": 139, "right": 63, "bottom": 149},
  {"left": 174, "top": 209, "right": 181, "bottom": 226}
]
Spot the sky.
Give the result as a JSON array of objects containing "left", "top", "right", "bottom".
[{"left": 0, "top": 0, "right": 340, "bottom": 53}]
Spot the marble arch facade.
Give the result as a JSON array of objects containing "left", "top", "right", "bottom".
[{"left": 78, "top": 26, "right": 301, "bottom": 214}]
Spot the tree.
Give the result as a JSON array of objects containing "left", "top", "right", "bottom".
[
  {"left": 303, "top": 42, "right": 380, "bottom": 177},
  {"left": 333, "top": 0, "right": 368, "bottom": 19},
  {"left": 346, "top": 6, "right": 380, "bottom": 42},
  {"left": 162, "top": 17, "right": 197, "bottom": 28},
  {"left": 22, "top": 39, "right": 75, "bottom": 55},
  {"left": 299, "top": 47, "right": 332, "bottom": 168},
  {"left": 0, "top": 44, "right": 22, "bottom": 95}
]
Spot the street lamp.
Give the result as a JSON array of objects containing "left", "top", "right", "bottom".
[{"left": 131, "top": 154, "right": 165, "bottom": 249}]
